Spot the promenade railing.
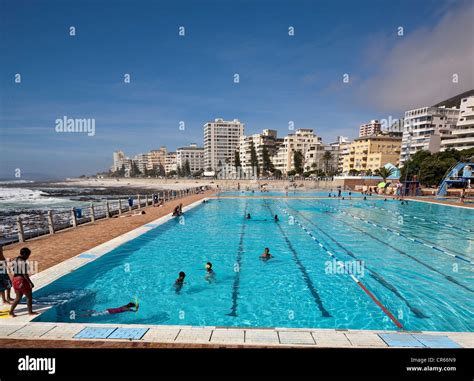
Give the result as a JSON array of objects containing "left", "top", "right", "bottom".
[{"left": 0, "top": 186, "right": 209, "bottom": 245}]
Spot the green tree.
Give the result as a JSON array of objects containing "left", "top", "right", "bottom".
[
  {"left": 419, "top": 154, "right": 457, "bottom": 186},
  {"left": 130, "top": 162, "right": 140, "bottom": 177},
  {"left": 118, "top": 165, "right": 126, "bottom": 177},
  {"left": 234, "top": 150, "right": 241, "bottom": 170},
  {"left": 157, "top": 164, "right": 165, "bottom": 177},
  {"left": 249, "top": 141, "right": 259, "bottom": 177},
  {"left": 322, "top": 151, "right": 333, "bottom": 174},
  {"left": 293, "top": 150, "right": 304, "bottom": 175},
  {"left": 459, "top": 147, "right": 474, "bottom": 160},
  {"left": 261, "top": 146, "right": 274, "bottom": 175},
  {"left": 348, "top": 169, "right": 360, "bottom": 176},
  {"left": 184, "top": 159, "right": 191, "bottom": 177},
  {"left": 400, "top": 150, "right": 431, "bottom": 181}
]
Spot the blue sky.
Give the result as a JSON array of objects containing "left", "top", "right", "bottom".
[{"left": 1, "top": 0, "right": 473, "bottom": 178}]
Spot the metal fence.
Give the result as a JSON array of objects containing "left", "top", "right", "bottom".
[{"left": 1, "top": 186, "right": 208, "bottom": 245}]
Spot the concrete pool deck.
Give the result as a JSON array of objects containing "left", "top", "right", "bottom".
[
  {"left": 0, "top": 322, "right": 472, "bottom": 348},
  {"left": 1, "top": 192, "right": 472, "bottom": 349}
]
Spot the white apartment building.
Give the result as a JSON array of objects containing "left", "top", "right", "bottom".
[
  {"left": 338, "top": 140, "right": 351, "bottom": 173},
  {"left": 134, "top": 153, "right": 149, "bottom": 174},
  {"left": 112, "top": 150, "right": 125, "bottom": 172},
  {"left": 165, "top": 152, "right": 177, "bottom": 174},
  {"left": 147, "top": 147, "right": 167, "bottom": 172},
  {"left": 441, "top": 96, "right": 474, "bottom": 151},
  {"left": 400, "top": 106, "right": 459, "bottom": 166},
  {"left": 115, "top": 158, "right": 133, "bottom": 176},
  {"left": 176, "top": 143, "right": 205, "bottom": 174},
  {"left": 359, "top": 120, "right": 381, "bottom": 137},
  {"left": 304, "top": 136, "right": 349, "bottom": 175},
  {"left": 272, "top": 129, "right": 322, "bottom": 174},
  {"left": 239, "top": 129, "right": 282, "bottom": 177},
  {"left": 204, "top": 118, "right": 244, "bottom": 172}
]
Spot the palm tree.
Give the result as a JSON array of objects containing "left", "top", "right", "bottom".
[{"left": 375, "top": 167, "right": 395, "bottom": 182}]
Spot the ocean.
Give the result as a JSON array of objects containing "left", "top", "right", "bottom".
[{"left": 0, "top": 180, "right": 164, "bottom": 245}]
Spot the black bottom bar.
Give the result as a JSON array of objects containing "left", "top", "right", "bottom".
[{"left": 0, "top": 347, "right": 471, "bottom": 380}]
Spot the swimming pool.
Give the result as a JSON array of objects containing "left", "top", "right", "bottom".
[{"left": 33, "top": 198, "right": 474, "bottom": 332}]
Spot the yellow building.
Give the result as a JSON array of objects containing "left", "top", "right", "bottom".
[{"left": 343, "top": 135, "right": 401, "bottom": 173}]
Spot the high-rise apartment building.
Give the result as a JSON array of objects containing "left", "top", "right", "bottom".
[
  {"left": 441, "top": 96, "right": 474, "bottom": 151},
  {"left": 400, "top": 106, "right": 459, "bottom": 165},
  {"left": 239, "top": 129, "right": 282, "bottom": 176},
  {"left": 112, "top": 150, "right": 125, "bottom": 172},
  {"left": 272, "top": 129, "right": 322, "bottom": 174},
  {"left": 203, "top": 118, "right": 244, "bottom": 172},
  {"left": 359, "top": 120, "right": 381, "bottom": 137},
  {"left": 165, "top": 152, "right": 177, "bottom": 174},
  {"left": 147, "top": 147, "right": 167, "bottom": 172}
]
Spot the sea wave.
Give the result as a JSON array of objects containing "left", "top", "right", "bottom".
[
  {"left": 0, "top": 187, "right": 77, "bottom": 208},
  {"left": 0, "top": 180, "right": 35, "bottom": 185}
]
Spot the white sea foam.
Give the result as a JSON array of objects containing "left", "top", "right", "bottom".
[
  {"left": 0, "top": 180, "right": 35, "bottom": 185},
  {"left": 0, "top": 187, "right": 77, "bottom": 209}
]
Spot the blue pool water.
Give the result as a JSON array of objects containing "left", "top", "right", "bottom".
[
  {"left": 33, "top": 198, "right": 474, "bottom": 332},
  {"left": 221, "top": 190, "right": 354, "bottom": 197}
]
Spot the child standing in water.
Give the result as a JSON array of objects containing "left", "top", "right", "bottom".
[
  {"left": 205, "top": 262, "right": 215, "bottom": 283},
  {"left": 0, "top": 245, "right": 13, "bottom": 304},
  {"left": 175, "top": 272, "right": 186, "bottom": 293},
  {"left": 260, "top": 248, "right": 274, "bottom": 261}
]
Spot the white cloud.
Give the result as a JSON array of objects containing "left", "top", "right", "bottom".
[{"left": 355, "top": 1, "right": 474, "bottom": 112}]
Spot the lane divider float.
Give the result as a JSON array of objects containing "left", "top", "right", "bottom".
[{"left": 278, "top": 206, "right": 404, "bottom": 329}]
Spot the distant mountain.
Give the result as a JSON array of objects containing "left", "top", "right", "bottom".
[{"left": 432, "top": 89, "right": 474, "bottom": 108}]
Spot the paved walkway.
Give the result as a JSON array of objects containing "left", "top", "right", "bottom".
[
  {"left": 406, "top": 196, "right": 474, "bottom": 208},
  {"left": 2, "top": 191, "right": 212, "bottom": 272}
]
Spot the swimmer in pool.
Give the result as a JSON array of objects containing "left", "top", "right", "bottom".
[
  {"left": 246, "top": 213, "right": 251, "bottom": 219},
  {"left": 175, "top": 271, "right": 186, "bottom": 293},
  {"left": 205, "top": 262, "right": 215, "bottom": 282},
  {"left": 274, "top": 214, "right": 279, "bottom": 222},
  {"left": 82, "top": 302, "right": 138, "bottom": 317},
  {"left": 260, "top": 248, "right": 273, "bottom": 261}
]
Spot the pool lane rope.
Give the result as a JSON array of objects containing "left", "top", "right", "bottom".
[
  {"left": 315, "top": 201, "right": 474, "bottom": 265},
  {"left": 365, "top": 203, "right": 474, "bottom": 234},
  {"left": 278, "top": 206, "right": 404, "bottom": 330},
  {"left": 227, "top": 201, "right": 248, "bottom": 317},
  {"left": 296, "top": 199, "right": 473, "bottom": 293},
  {"left": 283, "top": 201, "right": 428, "bottom": 319},
  {"left": 263, "top": 202, "right": 331, "bottom": 318}
]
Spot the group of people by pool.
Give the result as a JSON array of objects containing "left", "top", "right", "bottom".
[{"left": 0, "top": 246, "right": 37, "bottom": 317}]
